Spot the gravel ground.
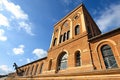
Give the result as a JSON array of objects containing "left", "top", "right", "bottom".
[{"left": 0, "top": 77, "right": 7, "bottom": 80}]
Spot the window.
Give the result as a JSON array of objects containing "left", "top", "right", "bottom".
[
  {"left": 75, "top": 25, "right": 80, "bottom": 35},
  {"left": 30, "top": 65, "right": 34, "bottom": 75},
  {"left": 63, "top": 20, "right": 68, "bottom": 27},
  {"left": 53, "top": 38, "right": 57, "bottom": 46},
  {"left": 74, "top": 14, "right": 79, "bottom": 19},
  {"left": 101, "top": 45, "right": 118, "bottom": 69},
  {"left": 34, "top": 64, "right": 38, "bottom": 75},
  {"left": 58, "top": 52, "right": 68, "bottom": 70},
  {"left": 73, "top": 13, "right": 80, "bottom": 20},
  {"left": 75, "top": 51, "right": 81, "bottom": 66},
  {"left": 40, "top": 63, "right": 44, "bottom": 74},
  {"left": 55, "top": 29, "right": 58, "bottom": 32},
  {"left": 63, "top": 33, "right": 67, "bottom": 42},
  {"left": 48, "top": 59, "right": 52, "bottom": 71},
  {"left": 59, "top": 35, "right": 63, "bottom": 43},
  {"left": 26, "top": 67, "right": 30, "bottom": 75},
  {"left": 59, "top": 31, "right": 70, "bottom": 43},
  {"left": 23, "top": 68, "right": 26, "bottom": 76},
  {"left": 74, "top": 15, "right": 79, "bottom": 19},
  {"left": 67, "top": 31, "right": 70, "bottom": 40}
]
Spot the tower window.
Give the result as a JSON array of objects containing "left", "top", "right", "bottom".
[
  {"left": 74, "top": 15, "right": 79, "bottom": 19},
  {"left": 63, "top": 20, "right": 68, "bottom": 27},
  {"left": 73, "top": 13, "right": 80, "bottom": 20},
  {"left": 67, "top": 31, "right": 70, "bottom": 40},
  {"left": 63, "top": 33, "right": 67, "bottom": 42},
  {"left": 75, "top": 51, "right": 81, "bottom": 66},
  {"left": 101, "top": 45, "right": 118, "bottom": 69},
  {"left": 58, "top": 52, "right": 68, "bottom": 70},
  {"left": 55, "top": 29, "right": 58, "bottom": 32},
  {"left": 75, "top": 25, "right": 80, "bottom": 35},
  {"left": 59, "top": 35, "right": 63, "bottom": 43},
  {"left": 53, "top": 38, "right": 57, "bottom": 46}
]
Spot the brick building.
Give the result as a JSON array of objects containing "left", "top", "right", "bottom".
[{"left": 7, "top": 3, "right": 120, "bottom": 80}]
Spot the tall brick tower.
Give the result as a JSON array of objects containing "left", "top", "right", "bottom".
[{"left": 46, "top": 3, "right": 101, "bottom": 73}]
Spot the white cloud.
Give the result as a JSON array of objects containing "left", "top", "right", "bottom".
[
  {"left": 33, "top": 48, "right": 47, "bottom": 59},
  {"left": 27, "top": 58, "right": 31, "bottom": 63},
  {"left": 19, "top": 22, "right": 34, "bottom": 36},
  {"left": 26, "top": 58, "right": 34, "bottom": 63},
  {"left": 13, "top": 45, "right": 25, "bottom": 55},
  {"left": 0, "top": 29, "right": 7, "bottom": 41},
  {"left": 0, "top": 0, "right": 3, "bottom": 11},
  {"left": 0, "top": 0, "right": 34, "bottom": 35},
  {"left": 0, "top": 65, "right": 12, "bottom": 75},
  {"left": 2, "top": 0, "right": 28, "bottom": 19},
  {"left": 96, "top": 3, "right": 120, "bottom": 32},
  {"left": 0, "top": 14, "right": 9, "bottom": 27}
]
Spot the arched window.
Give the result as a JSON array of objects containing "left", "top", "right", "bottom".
[
  {"left": 30, "top": 65, "right": 34, "bottom": 75},
  {"left": 63, "top": 33, "right": 67, "bottom": 42},
  {"left": 40, "top": 63, "right": 44, "bottom": 74},
  {"left": 48, "top": 59, "right": 52, "bottom": 71},
  {"left": 23, "top": 68, "right": 26, "bottom": 76},
  {"left": 53, "top": 38, "right": 57, "bottom": 46},
  {"left": 26, "top": 67, "right": 30, "bottom": 75},
  {"left": 75, "top": 25, "right": 80, "bottom": 35},
  {"left": 59, "top": 35, "right": 63, "bottom": 43},
  {"left": 34, "top": 64, "right": 38, "bottom": 75},
  {"left": 67, "top": 31, "right": 70, "bottom": 40},
  {"left": 75, "top": 51, "right": 81, "bottom": 66},
  {"left": 101, "top": 45, "right": 118, "bottom": 69},
  {"left": 58, "top": 52, "right": 68, "bottom": 70}
]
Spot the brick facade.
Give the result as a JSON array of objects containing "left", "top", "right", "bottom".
[{"left": 6, "top": 3, "right": 120, "bottom": 80}]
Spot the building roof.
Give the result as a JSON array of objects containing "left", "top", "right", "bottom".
[
  {"left": 89, "top": 27, "right": 120, "bottom": 41},
  {"left": 18, "top": 57, "right": 47, "bottom": 68}
]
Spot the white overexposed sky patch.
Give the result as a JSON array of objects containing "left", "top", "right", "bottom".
[
  {"left": 0, "top": 29, "right": 7, "bottom": 41},
  {"left": 2, "top": 0, "right": 28, "bottom": 20},
  {"left": 0, "top": 65, "right": 12, "bottom": 75},
  {"left": 13, "top": 45, "right": 25, "bottom": 55},
  {"left": 0, "top": 0, "right": 34, "bottom": 35},
  {"left": 26, "top": 58, "right": 31, "bottom": 63},
  {"left": 33, "top": 48, "right": 47, "bottom": 59},
  {"left": 0, "top": 14, "right": 9, "bottom": 27},
  {"left": 96, "top": 3, "right": 120, "bottom": 32},
  {"left": 19, "top": 21, "right": 34, "bottom": 36}
]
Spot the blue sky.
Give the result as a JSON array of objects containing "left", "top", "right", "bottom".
[{"left": 0, "top": 0, "right": 120, "bottom": 75}]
